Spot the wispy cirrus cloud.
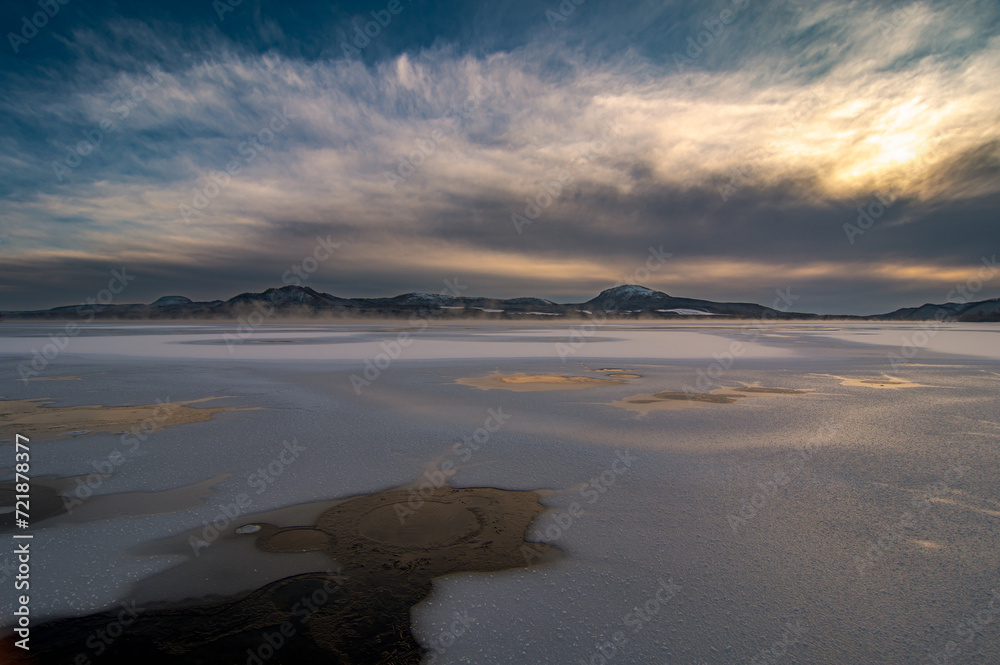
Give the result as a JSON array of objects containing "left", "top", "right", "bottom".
[{"left": 0, "top": 0, "right": 998, "bottom": 312}]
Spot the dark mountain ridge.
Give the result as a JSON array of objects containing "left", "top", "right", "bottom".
[{"left": 1, "top": 285, "right": 998, "bottom": 322}]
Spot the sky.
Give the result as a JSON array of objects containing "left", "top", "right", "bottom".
[{"left": 0, "top": 0, "right": 998, "bottom": 315}]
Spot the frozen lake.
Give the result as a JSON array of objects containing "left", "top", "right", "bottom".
[{"left": 1, "top": 321, "right": 998, "bottom": 663}]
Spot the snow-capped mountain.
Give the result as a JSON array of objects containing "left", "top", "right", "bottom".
[{"left": 582, "top": 284, "right": 787, "bottom": 318}]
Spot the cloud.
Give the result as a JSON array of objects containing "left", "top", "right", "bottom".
[{"left": 1, "top": 0, "right": 999, "bottom": 312}]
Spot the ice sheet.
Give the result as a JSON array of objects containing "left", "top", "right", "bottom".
[{"left": 1, "top": 322, "right": 998, "bottom": 664}]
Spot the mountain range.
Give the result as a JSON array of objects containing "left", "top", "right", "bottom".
[{"left": 1, "top": 284, "right": 998, "bottom": 321}]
